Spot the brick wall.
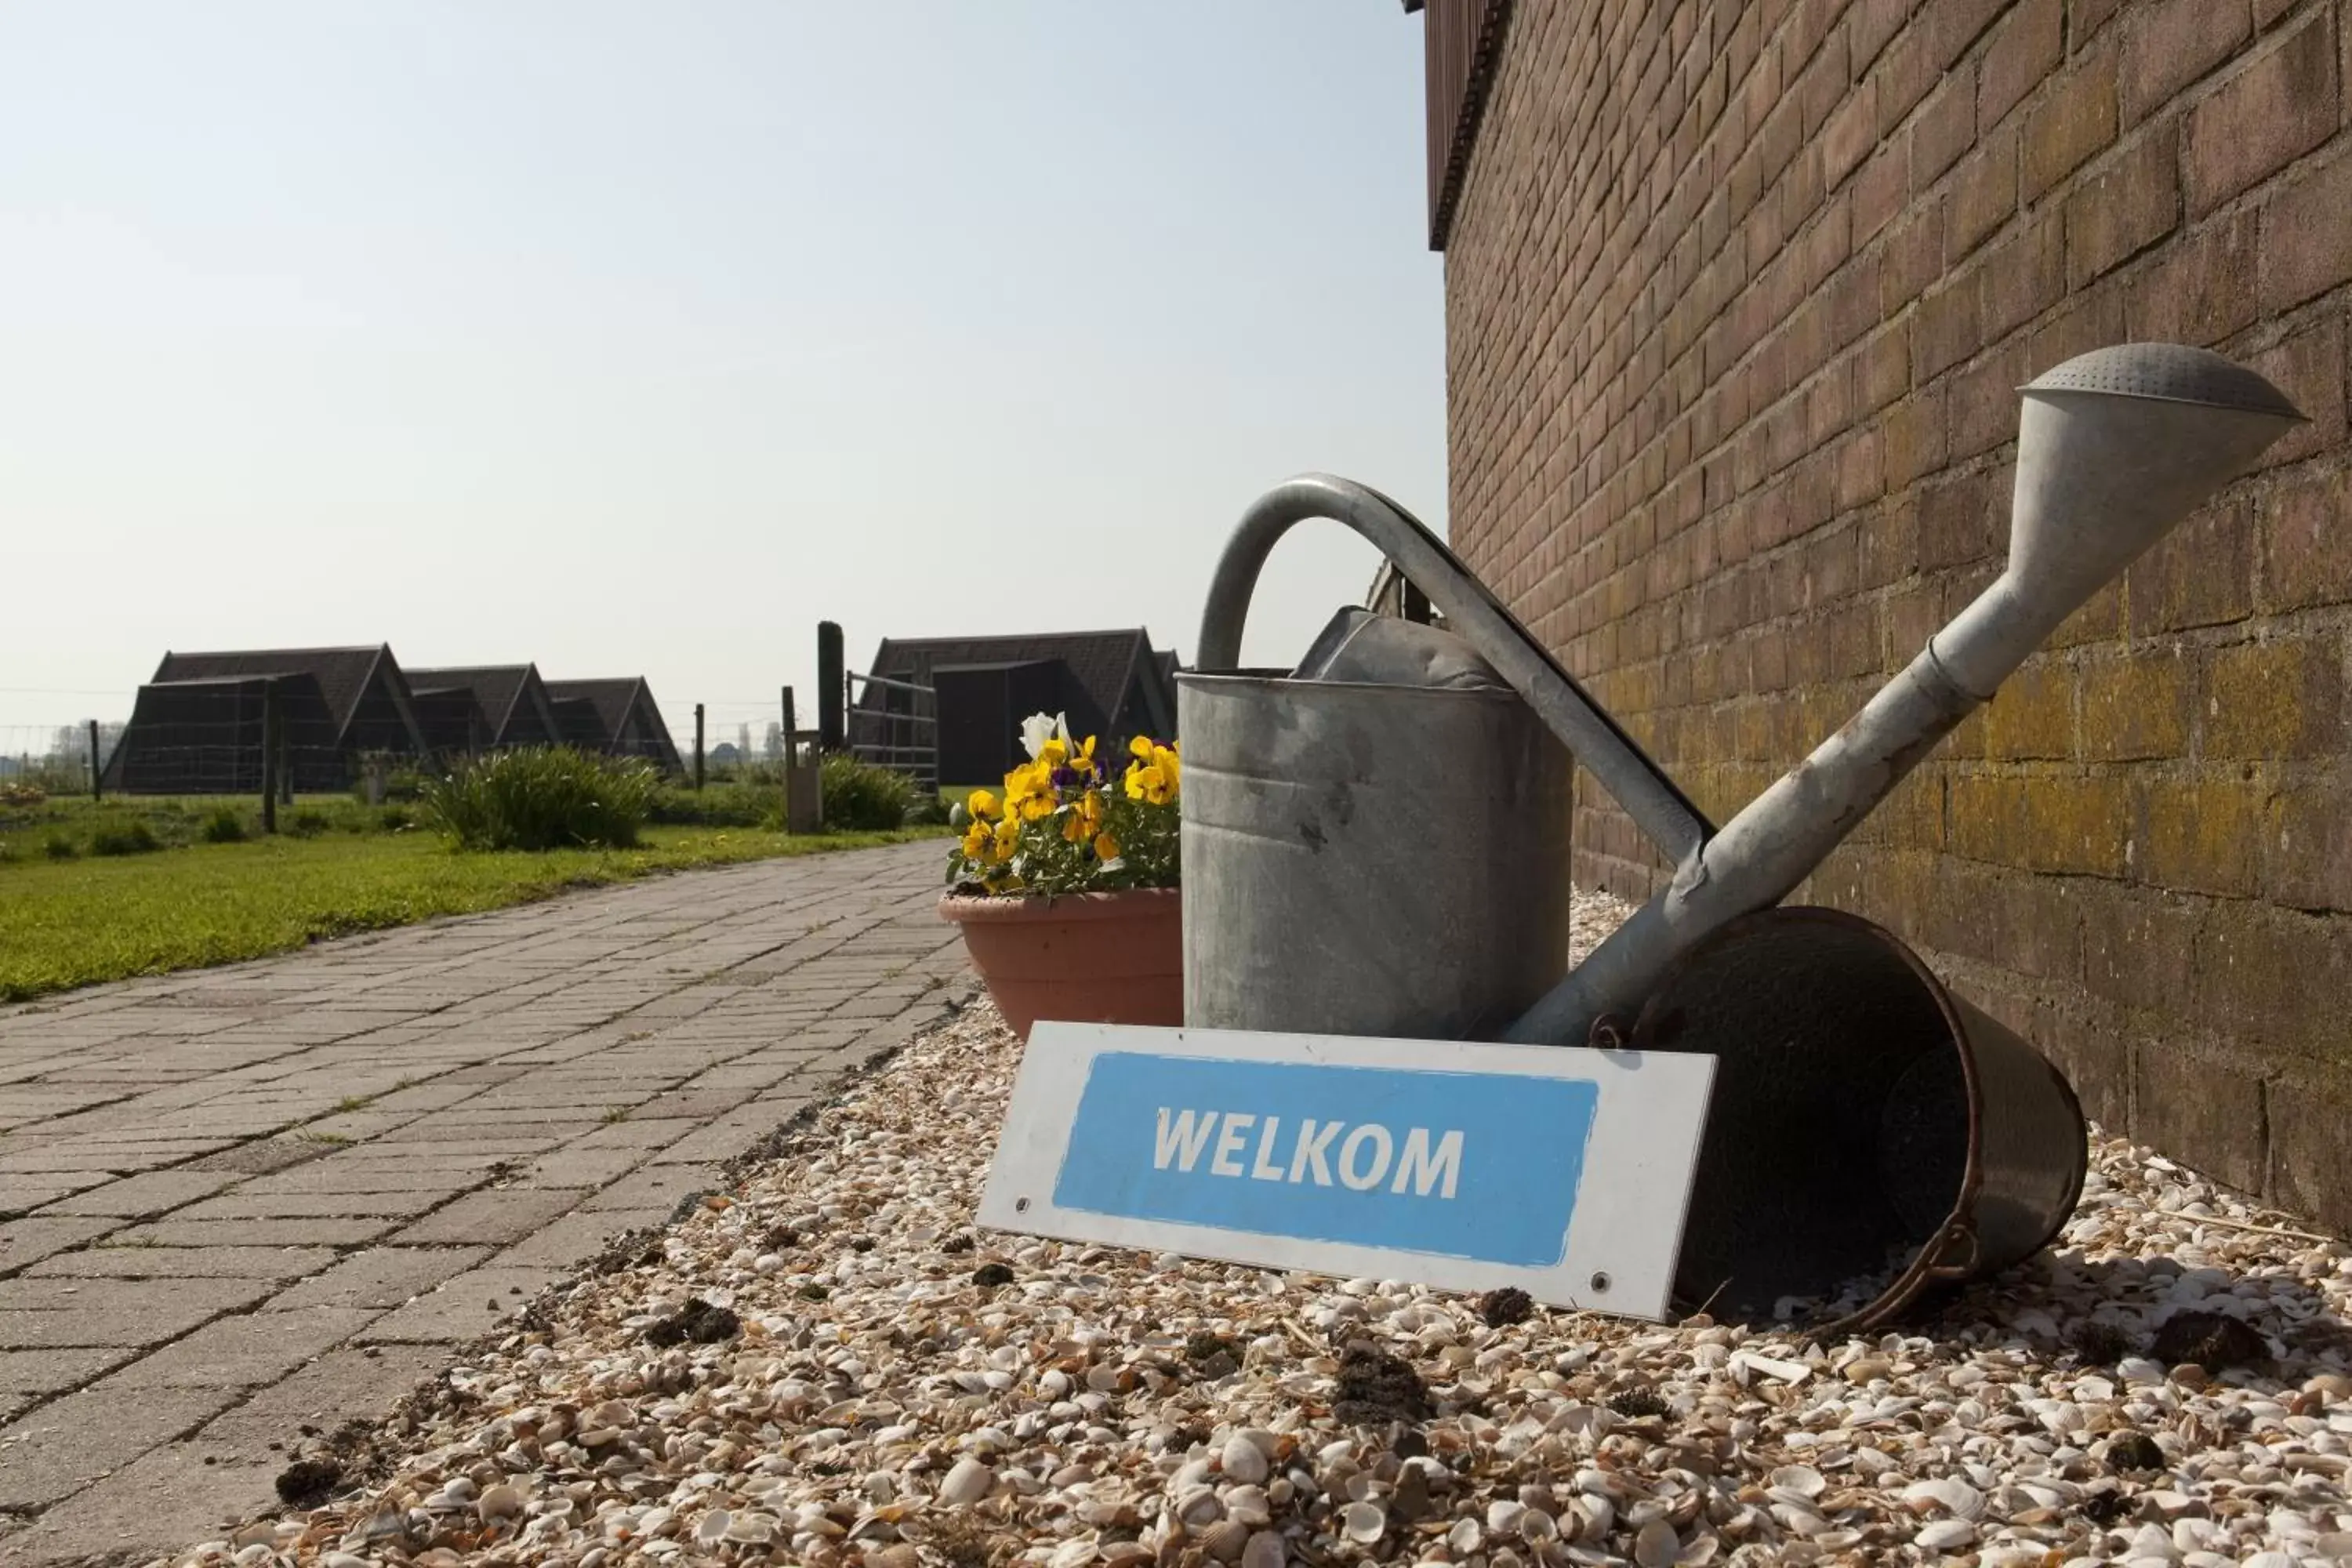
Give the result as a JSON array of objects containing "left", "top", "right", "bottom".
[{"left": 1439, "top": 0, "right": 2352, "bottom": 1225}]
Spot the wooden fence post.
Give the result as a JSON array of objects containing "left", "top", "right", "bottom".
[
  {"left": 88, "top": 720, "right": 100, "bottom": 801},
  {"left": 818, "top": 622, "right": 845, "bottom": 752},
  {"left": 694, "top": 703, "right": 706, "bottom": 789}
]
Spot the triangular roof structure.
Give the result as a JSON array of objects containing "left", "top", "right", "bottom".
[
  {"left": 149, "top": 645, "right": 427, "bottom": 755},
  {"left": 863, "top": 628, "right": 1177, "bottom": 741},
  {"left": 404, "top": 663, "right": 561, "bottom": 747},
  {"left": 543, "top": 677, "right": 684, "bottom": 772}
]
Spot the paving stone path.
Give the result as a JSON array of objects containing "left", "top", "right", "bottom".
[{"left": 0, "top": 840, "right": 970, "bottom": 1565}]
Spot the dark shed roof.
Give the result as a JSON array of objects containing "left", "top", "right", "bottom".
[
  {"left": 150, "top": 645, "right": 426, "bottom": 753},
  {"left": 543, "top": 677, "right": 683, "bottom": 772},
  {"left": 864, "top": 630, "right": 1176, "bottom": 735},
  {"left": 405, "top": 663, "right": 560, "bottom": 746}
]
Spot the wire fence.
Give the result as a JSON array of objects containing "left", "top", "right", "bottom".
[
  {"left": 0, "top": 724, "right": 120, "bottom": 796},
  {"left": 2, "top": 670, "right": 935, "bottom": 803}
]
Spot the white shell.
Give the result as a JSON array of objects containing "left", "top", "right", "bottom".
[
  {"left": 1195, "top": 1519, "right": 1250, "bottom": 1564},
  {"left": 1768, "top": 1465, "right": 1825, "bottom": 1499},
  {"left": 1341, "top": 1501, "right": 1386, "bottom": 1544},
  {"left": 1221, "top": 1434, "right": 1269, "bottom": 1485},
  {"left": 1901, "top": 1477, "right": 1986, "bottom": 1520},
  {"left": 938, "top": 1458, "right": 993, "bottom": 1506},
  {"left": 1915, "top": 1519, "right": 1977, "bottom": 1551},
  {"left": 1632, "top": 1518, "right": 1679, "bottom": 1568}
]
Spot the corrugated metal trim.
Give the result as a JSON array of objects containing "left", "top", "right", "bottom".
[{"left": 1422, "top": 0, "right": 1512, "bottom": 252}]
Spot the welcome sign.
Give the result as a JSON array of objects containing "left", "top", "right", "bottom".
[{"left": 978, "top": 1023, "right": 1715, "bottom": 1319}]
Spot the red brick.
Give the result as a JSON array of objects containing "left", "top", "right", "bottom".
[
  {"left": 2073, "top": 0, "right": 2132, "bottom": 40},
  {"left": 2194, "top": 903, "right": 2352, "bottom": 1053},
  {"left": 1980, "top": 0, "right": 2064, "bottom": 131},
  {"left": 1977, "top": 208, "right": 2065, "bottom": 341},
  {"left": 2021, "top": 44, "right": 2120, "bottom": 201},
  {"left": 1798, "top": 25, "right": 1853, "bottom": 139},
  {"left": 2129, "top": 494, "right": 2255, "bottom": 632},
  {"left": 2082, "top": 882, "right": 2204, "bottom": 1008},
  {"left": 1911, "top": 67, "right": 1980, "bottom": 187},
  {"left": 2066, "top": 121, "right": 2181, "bottom": 286},
  {"left": 1984, "top": 657, "right": 2078, "bottom": 757},
  {"left": 2257, "top": 147, "right": 2352, "bottom": 313},
  {"left": 2078, "top": 648, "right": 2194, "bottom": 760},
  {"left": 2259, "top": 462, "right": 2352, "bottom": 612},
  {"left": 1837, "top": 426, "right": 1886, "bottom": 506},
  {"left": 1855, "top": 139, "right": 1909, "bottom": 241},
  {"left": 2205, "top": 635, "right": 2346, "bottom": 759},
  {"left": 1882, "top": 384, "right": 1950, "bottom": 484},
  {"left": 1946, "top": 124, "right": 2020, "bottom": 259},
  {"left": 1858, "top": 320, "right": 1911, "bottom": 412},
  {"left": 1852, "top": 0, "right": 1910, "bottom": 71},
  {"left": 1948, "top": 771, "right": 2135, "bottom": 876},
  {"left": 1824, "top": 80, "right": 1881, "bottom": 191},
  {"left": 2041, "top": 1011, "right": 2132, "bottom": 1132},
  {"left": 2129, "top": 206, "right": 2260, "bottom": 344},
  {"left": 1918, "top": 466, "right": 2002, "bottom": 565},
  {"left": 2267, "top": 780, "right": 2352, "bottom": 913},
  {"left": 2270, "top": 1066, "right": 2352, "bottom": 1225},
  {"left": 1914, "top": 271, "right": 1984, "bottom": 379},
  {"left": 2183, "top": 9, "right": 2338, "bottom": 217},
  {"left": 2132, "top": 1037, "right": 2270, "bottom": 1196},
  {"left": 1881, "top": 201, "right": 1947, "bottom": 318},
  {"left": 1951, "top": 339, "right": 2034, "bottom": 456},
  {"left": 2143, "top": 773, "right": 2265, "bottom": 896},
  {"left": 2026, "top": 274, "right": 2130, "bottom": 374},
  {"left": 1929, "top": 0, "right": 2016, "bottom": 69},
  {"left": 2247, "top": 315, "right": 2348, "bottom": 471},
  {"left": 2121, "top": 0, "right": 2255, "bottom": 127},
  {"left": 1876, "top": 20, "right": 1941, "bottom": 136}
]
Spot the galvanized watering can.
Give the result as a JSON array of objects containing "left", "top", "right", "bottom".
[{"left": 1178, "top": 343, "right": 2306, "bottom": 1330}]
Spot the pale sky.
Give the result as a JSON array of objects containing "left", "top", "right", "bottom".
[{"left": 0, "top": 3, "right": 1446, "bottom": 750}]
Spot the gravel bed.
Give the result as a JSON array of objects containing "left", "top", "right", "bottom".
[{"left": 165, "top": 892, "right": 2352, "bottom": 1568}]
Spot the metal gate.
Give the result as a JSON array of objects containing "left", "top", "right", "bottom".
[{"left": 845, "top": 670, "right": 937, "bottom": 791}]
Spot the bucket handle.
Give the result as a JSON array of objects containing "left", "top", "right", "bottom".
[{"left": 1196, "top": 474, "right": 1712, "bottom": 867}]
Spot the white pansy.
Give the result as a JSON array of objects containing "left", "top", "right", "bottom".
[{"left": 1019, "top": 711, "right": 1072, "bottom": 760}]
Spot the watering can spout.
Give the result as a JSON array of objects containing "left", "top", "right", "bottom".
[{"left": 1505, "top": 343, "right": 2305, "bottom": 1046}]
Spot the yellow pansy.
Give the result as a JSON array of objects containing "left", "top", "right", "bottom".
[
  {"left": 989, "top": 815, "right": 1021, "bottom": 862},
  {"left": 1060, "top": 788, "right": 1104, "bottom": 844},
  {"left": 960, "top": 821, "right": 992, "bottom": 860},
  {"left": 1004, "top": 760, "right": 1055, "bottom": 822},
  {"left": 1093, "top": 830, "right": 1120, "bottom": 861},
  {"left": 966, "top": 788, "right": 1000, "bottom": 822}
]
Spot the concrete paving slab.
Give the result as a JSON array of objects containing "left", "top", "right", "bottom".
[{"left": 0, "top": 840, "right": 969, "bottom": 1559}]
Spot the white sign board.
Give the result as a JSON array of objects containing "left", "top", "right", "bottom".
[{"left": 978, "top": 1022, "right": 1715, "bottom": 1320}]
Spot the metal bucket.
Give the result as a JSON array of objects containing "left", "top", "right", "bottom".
[
  {"left": 1628, "top": 906, "right": 2088, "bottom": 1332},
  {"left": 1178, "top": 669, "right": 1573, "bottom": 1039}
]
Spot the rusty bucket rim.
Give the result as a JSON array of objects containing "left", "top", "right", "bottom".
[{"left": 1625, "top": 904, "right": 2083, "bottom": 1336}]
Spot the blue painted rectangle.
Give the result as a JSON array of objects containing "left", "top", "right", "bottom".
[{"left": 1049, "top": 1051, "right": 1599, "bottom": 1267}]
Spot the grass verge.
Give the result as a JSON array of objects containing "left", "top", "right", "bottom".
[{"left": 0, "top": 826, "right": 943, "bottom": 1004}]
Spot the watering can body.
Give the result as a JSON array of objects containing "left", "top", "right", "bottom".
[{"left": 1178, "top": 663, "right": 1574, "bottom": 1040}]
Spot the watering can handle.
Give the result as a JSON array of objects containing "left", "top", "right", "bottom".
[{"left": 1196, "top": 474, "right": 1711, "bottom": 866}]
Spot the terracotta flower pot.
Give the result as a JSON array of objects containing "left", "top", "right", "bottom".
[{"left": 938, "top": 887, "right": 1182, "bottom": 1042}]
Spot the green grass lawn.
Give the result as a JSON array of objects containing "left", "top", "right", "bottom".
[{"left": 0, "top": 824, "right": 946, "bottom": 1004}]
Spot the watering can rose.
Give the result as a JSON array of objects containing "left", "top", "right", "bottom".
[{"left": 946, "top": 713, "right": 1179, "bottom": 897}]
